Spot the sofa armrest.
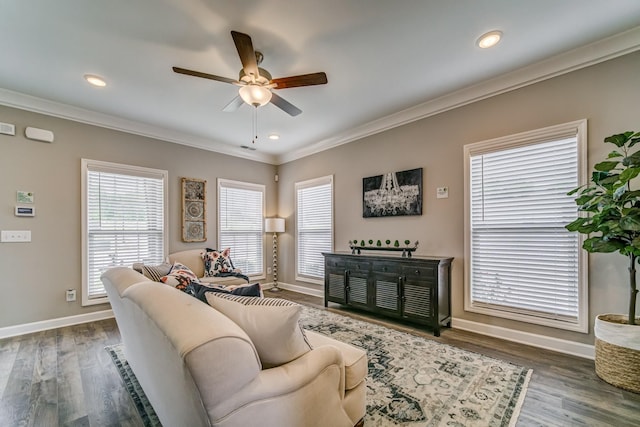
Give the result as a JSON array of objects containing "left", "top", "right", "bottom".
[{"left": 207, "top": 345, "right": 354, "bottom": 427}]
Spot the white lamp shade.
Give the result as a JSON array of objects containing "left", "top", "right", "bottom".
[{"left": 265, "top": 218, "right": 285, "bottom": 233}]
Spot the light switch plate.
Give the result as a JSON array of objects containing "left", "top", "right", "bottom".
[
  {"left": 1, "top": 230, "right": 31, "bottom": 242},
  {"left": 436, "top": 187, "right": 449, "bottom": 199}
]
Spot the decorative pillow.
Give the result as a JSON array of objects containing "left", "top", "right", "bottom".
[
  {"left": 202, "top": 247, "right": 238, "bottom": 277},
  {"left": 140, "top": 263, "right": 172, "bottom": 281},
  {"left": 161, "top": 262, "right": 199, "bottom": 292},
  {"left": 205, "top": 294, "right": 312, "bottom": 368}
]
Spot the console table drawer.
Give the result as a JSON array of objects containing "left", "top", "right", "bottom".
[
  {"left": 326, "top": 258, "right": 347, "bottom": 269},
  {"left": 348, "top": 261, "right": 370, "bottom": 273},
  {"left": 402, "top": 265, "right": 436, "bottom": 279},
  {"left": 372, "top": 263, "right": 401, "bottom": 274}
]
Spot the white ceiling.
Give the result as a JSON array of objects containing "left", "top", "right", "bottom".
[{"left": 2, "top": 1, "right": 640, "bottom": 164}]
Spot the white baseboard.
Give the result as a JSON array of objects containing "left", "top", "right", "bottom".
[
  {"left": 263, "top": 282, "right": 324, "bottom": 298},
  {"left": 452, "top": 317, "right": 595, "bottom": 360},
  {"left": 0, "top": 309, "right": 114, "bottom": 340}
]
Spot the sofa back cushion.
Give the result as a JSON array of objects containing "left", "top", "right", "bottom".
[{"left": 168, "top": 249, "right": 206, "bottom": 277}]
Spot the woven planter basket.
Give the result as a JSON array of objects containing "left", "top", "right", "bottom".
[{"left": 594, "top": 314, "right": 640, "bottom": 394}]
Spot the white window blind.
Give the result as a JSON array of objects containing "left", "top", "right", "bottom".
[
  {"left": 465, "top": 120, "right": 587, "bottom": 332},
  {"left": 83, "top": 159, "right": 167, "bottom": 305},
  {"left": 296, "top": 176, "right": 333, "bottom": 281},
  {"left": 218, "top": 179, "right": 264, "bottom": 276}
]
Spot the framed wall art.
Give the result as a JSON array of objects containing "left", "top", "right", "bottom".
[
  {"left": 182, "top": 177, "right": 207, "bottom": 242},
  {"left": 363, "top": 167, "right": 423, "bottom": 218}
]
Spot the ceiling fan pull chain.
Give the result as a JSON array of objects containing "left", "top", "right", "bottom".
[{"left": 252, "top": 106, "right": 258, "bottom": 144}]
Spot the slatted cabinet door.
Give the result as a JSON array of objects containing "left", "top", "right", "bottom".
[
  {"left": 372, "top": 263, "right": 402, "bottom": 316},
  {"left": 325, "top": 257, "right": 347, "bottom": 305},
  {"left": 401, "top": 264, "right": 436, "bottom": 324},
  {"left": 346, "top": 261, "right": 370, "bottom": 309}
]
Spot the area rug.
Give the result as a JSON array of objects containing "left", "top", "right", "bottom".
[
  {"left": 300, "top": 306, "right": 531, "bottom": 427},
  {"left": 105, "top": 345, "right": 162, "bottom": 427},
  {"left": 107, "top": 305, "right": 532, "bottom": 427}
]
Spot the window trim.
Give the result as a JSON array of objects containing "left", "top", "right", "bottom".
[
  {"left": 81, "top": 159, "right": 168, "bottom": 306},
  {"left": 217, "top": 178, "right": 266, "bottom": 279},
  {"left": 295, "top": 175, "right": 334, "bottom": 285},
  {"left": 463, "top": 119, "right": 588, "bottom": 332}
]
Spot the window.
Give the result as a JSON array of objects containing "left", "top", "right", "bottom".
[
  {"left": 463, "top": 120, "right": 588, "bottom": 332},
  {"left": 296, "top": 175, "right": 333, "bottom": 283},
  {"left": 82, "top": 159, "right": 168, "bottom": 306},
  {"left": 218, "top": 179, "right": 264, "bottom": 276}
]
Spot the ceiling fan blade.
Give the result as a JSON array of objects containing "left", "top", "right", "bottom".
[
  {"left": 270, "top": 92, "right": 302, "bottom": 116},
  {"left": 172, "top": 67, "right": 236, "bottom": 84},
  {"left": 271, "top": 72, "right": 328, "bottom": 89},
  {"left": 231, "top": 31, "right": 259, "bottom": 79},
  {"left": 222, "top": 95, "right": 244, "bottom": 112}
]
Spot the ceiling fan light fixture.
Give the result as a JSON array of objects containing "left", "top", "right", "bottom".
[
  {"left": 477, "top": 30, "right": 502, "bottom": 49},
  {"left": 239, "top": 85, "right": 272, "bottom": 107}
]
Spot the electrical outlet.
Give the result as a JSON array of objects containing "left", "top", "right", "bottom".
[
  {"left": 267, "top": 267, "right": 272, "bottom": 274},
  {"left": 66, "top": 289, "right": 76, "bottom": 302}
]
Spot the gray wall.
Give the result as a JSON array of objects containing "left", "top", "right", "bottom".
[
  {"left": 0, "top": 107, "right": 277, "bottom": 328},
  {"left": 2, "top": 51, "right": 638, "bottom": 344},
  {"left": 277, "top": 51, "right": 640, "bottom": 345}
]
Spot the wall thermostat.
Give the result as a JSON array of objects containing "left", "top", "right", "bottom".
[{"left": 15, "top": 206, "right": 35, "bottom": 217}]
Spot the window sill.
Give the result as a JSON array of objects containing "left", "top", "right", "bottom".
[{"left": 295, "top": 276, "right": 323, "bottom": 286}]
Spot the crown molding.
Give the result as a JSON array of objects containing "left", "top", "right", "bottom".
[
  {"left": 277, "top": 25, "right": 640, "bottom": 165},
  {"left": 1, "top": 26, "right": 638, "bottom": 166},
  {"left": 0, "top": 89, "right": 277, "bottom": 164}
]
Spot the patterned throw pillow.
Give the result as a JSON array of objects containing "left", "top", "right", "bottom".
[
  {"left": 161, "top": 262, "right": 199, "bottom": 292},
  {"left": 205, "top": 294, "right": 312, "bottom": 368},
  {"left": 201, "top": 247, "right": 237, "bottom": 277}
]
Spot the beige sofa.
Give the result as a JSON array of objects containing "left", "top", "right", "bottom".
[
  {"left": 168, "top": 249, "right": 249, "bottom": 287},
  {"left": 102, "top": 267, "right": 367, "bottom": 427}
]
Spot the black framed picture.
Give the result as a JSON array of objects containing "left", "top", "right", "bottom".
[{"left": 363, "top": 168, "right": 422, "bottom": 218}]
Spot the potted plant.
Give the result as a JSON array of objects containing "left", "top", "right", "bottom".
[{"left": 566, "top": 129, "right": 640, "bottom": 393}]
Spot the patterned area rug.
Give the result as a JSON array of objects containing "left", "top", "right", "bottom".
[
  {"left": 105, "top": 345, "right": 162, "bottom": 427},
  {"left": 300, "top": 306, "right": 531, "bottom": 427},
  {"left": 106, "top": 305, "right": 532, "bottom": 427}
]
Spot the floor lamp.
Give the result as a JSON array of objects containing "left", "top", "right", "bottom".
[{"left": 265, "top": 218, "right": 285, "bottom": 292}]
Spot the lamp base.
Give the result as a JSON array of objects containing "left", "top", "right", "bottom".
[{"left": 269, "top": 285, "right": 282, "bottom": 293}]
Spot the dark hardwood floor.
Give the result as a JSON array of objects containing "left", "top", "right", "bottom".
[{"left": 1, "top": 289, "right": 639, "bottom": 426}]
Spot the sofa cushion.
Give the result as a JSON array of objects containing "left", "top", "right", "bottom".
[
  {"left": 161, "top": 262, "right": 200, "bottom": 291},
  {"left": 205, "top": 294, "right": 312, "bottom": 368},
  {"left": 305, "top": 330, "right": 367, "bottom": 391},
  {"left": 202, "top": 247, "right": 238, "bottom": 277}
]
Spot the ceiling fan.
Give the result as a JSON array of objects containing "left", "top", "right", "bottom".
[{"left": 173, "top": 31, "right": 328, "bottom": 117}]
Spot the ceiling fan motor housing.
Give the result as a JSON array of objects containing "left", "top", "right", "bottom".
[{"left": 239, "top": 67, "right": 272, "bottom": 84}]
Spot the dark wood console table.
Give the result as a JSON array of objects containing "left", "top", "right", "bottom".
[{"left": 322, "top": 252, "right": 453, "bottom": 336}]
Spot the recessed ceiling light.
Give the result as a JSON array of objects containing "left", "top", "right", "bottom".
[
  {"left": 84, "top": 74, "right": 107, "bottom": 87},
  {"left": 477, "top": 31, "right": 502, "bottom": 49},
  {"left": 268, "top": 134, "right": 280, "bottom": 140}
]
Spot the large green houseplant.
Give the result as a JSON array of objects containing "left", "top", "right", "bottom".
[{"left": 566, "top": 129, "right": 640, "bottom": 393}]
